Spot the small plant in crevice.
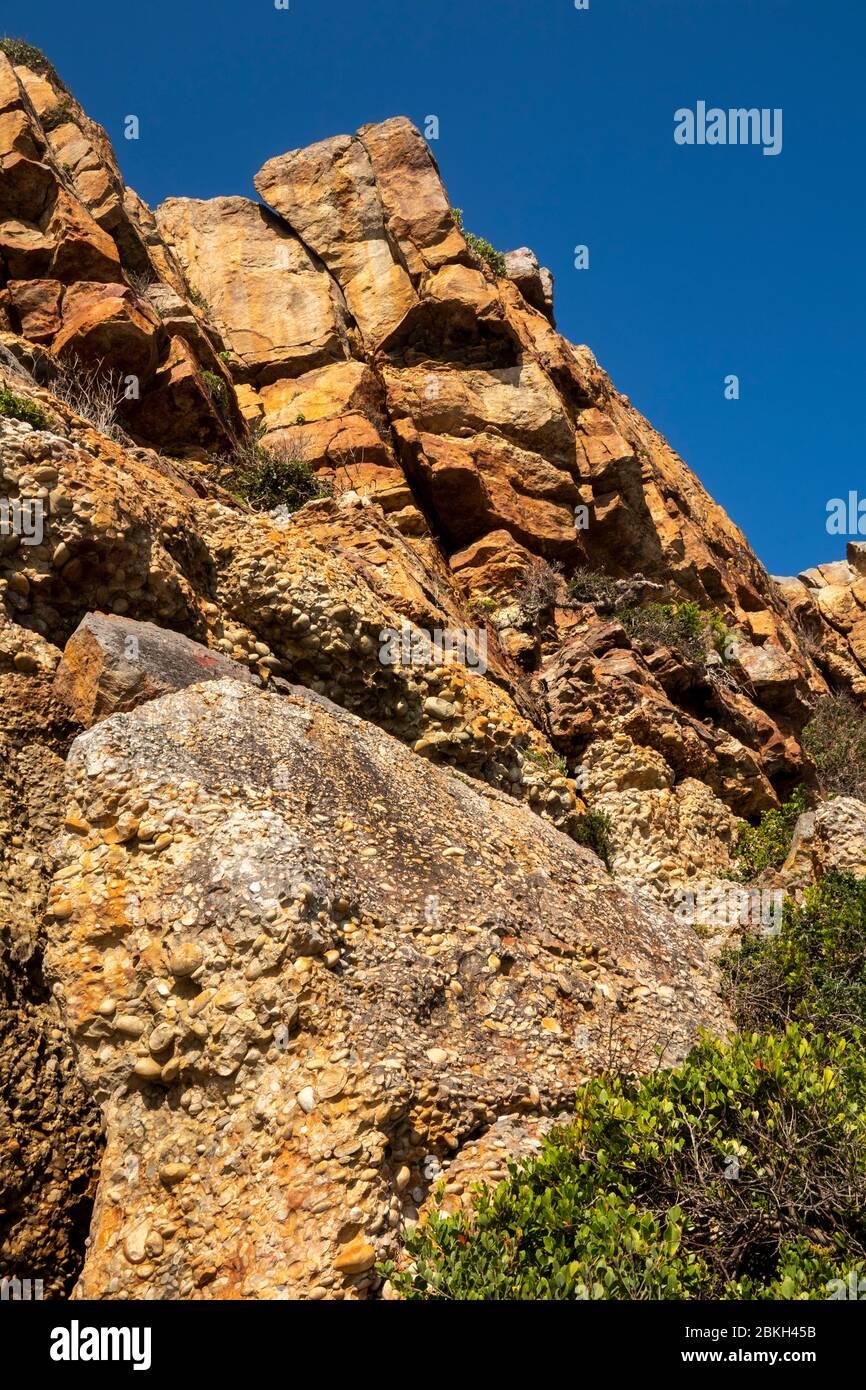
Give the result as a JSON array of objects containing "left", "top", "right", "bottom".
[
  {"left": 516, "top": 558, "right": 564, "bottom": 621},
  {"left": 617, "top": 599, "right": 737, "bottom": 667},
  {"left": 50, "top": 361, "right": 129, "bottom": 441},
  {"left": 216, "top": 435, "right": 332, "bottom": 513},
  {"left": 201, "top": 369, "right": 229, "bottom": 414},
  {"left": 732, "top": 785, "right": 809, "bottom": 880},
  {"left": 0, "top": 383, "right": 51, "bottom": 430},
  {"left": 452, "top": 208, "right": 508, "bottom": 278},
  {"left": 574, "top": 807, "right": 613, "bottom": 868},
  {"left": 567, "top": 567, "right": 620, "bottom": 612}
]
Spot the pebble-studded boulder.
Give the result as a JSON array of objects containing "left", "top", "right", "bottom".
[{"left": 45, "top": 678, "right": 728, "bottom": 1299}]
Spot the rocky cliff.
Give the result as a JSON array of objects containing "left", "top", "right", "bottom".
[{"left": 0, "top": 42, "right": 862, "bottom": 1299}]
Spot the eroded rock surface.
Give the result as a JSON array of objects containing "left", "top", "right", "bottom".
[{"left": 46, "top": 679, "right": 727, "bottom": 1299}]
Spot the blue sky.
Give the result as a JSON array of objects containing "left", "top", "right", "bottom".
[{"left": 4, "top": 0, "right": 864, "bottom": 576}]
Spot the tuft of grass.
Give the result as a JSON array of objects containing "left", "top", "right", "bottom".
[
  {"left": 216, "top": 435, "right": 332, "bottom": 513},
  {"left": 453, "top": 208, "right": 507, "bottom": 278},
  {"left": 0, "top": 384, "right": 50, "bottom": 430}
]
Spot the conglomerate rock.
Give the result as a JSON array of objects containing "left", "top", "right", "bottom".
[{"left": 45, "top": 679, "right": 728, "bottom": 1299}]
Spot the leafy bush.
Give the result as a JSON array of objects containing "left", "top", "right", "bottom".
[
  {"left": 0, "top": 385, "right": 50, "bottom": 430},
  {"left": 617, "top": 600, "right": 737, "bottom": 665},
  {"left": 803, "top": 695, "right": 866, "bottom": 800},
  {"left": 722, "top": 872, "right": 866, "bottom": 1041},
  {"left": 733, "top": 785, "right": 809, "bottom": 879},
  {"left": 385, "top": 1027, "right": 866, "bottom": 1300},
  {"left": 574, "top": 808, "right": 612, "bottom": 868},
  {"left": 216, "top": 436, "right": 332, "bottom": 513},
  {"left": 453, "top": 208, "right": 507, "bottom": 277}
]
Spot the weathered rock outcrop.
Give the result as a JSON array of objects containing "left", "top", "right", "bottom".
[
  {"left": 45, "top": 679, "right": 727, "bottom": 1299},
  {"left": 2, "top": 41, "right": 865, "bottom": 1300}
]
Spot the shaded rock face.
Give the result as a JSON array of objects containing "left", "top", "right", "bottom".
[
  {"left": 0, "top": 641, "right": 100, "bottom": 1298},
  {"left": 45, "top": 680, "right": 727, "bottom": 1300}
]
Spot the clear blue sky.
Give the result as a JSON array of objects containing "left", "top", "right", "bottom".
[{"left": 4, "top": 0, "right": 864, "bottom": 577}]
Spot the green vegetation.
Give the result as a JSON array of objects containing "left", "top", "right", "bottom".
[
  {"left": 616, "top": 599, "right": 737, "bottom": 665},
  {"left": 722, "top": 872, "right": 866, "bottom": 1041},
  {"left": 733, "top": 785, "right": 809, "bottom": 879},
  {"left": 384, "top": 1026, "right": 866, "bottom": 1299},
  {"left": 187, "top": 285, "right": 209, "bottom": 312},
  {"left": 523, "top": 747, "right": 568, "bottom": 778},
  {"left": 574, "top": 807, "right": 612, "bottom": 868},
  {"left": 0, "top": 37, "right": 66, "bottom": 87},
  {"left": 201, "top": 369, "right": 229, "bottom": 414},
  {"left": 453, "top": 208, "right": 508, "bottom": 278},
  {"left": 0, "top": 384, "right": 50, "bottom": 430},
  {"left": 803, "top": 694, "right": 866, "bottom": 800},
  {"left": 41, "top": 96, "right": 73, "bottom": 132},
  {"left": 217, "top": 436, "right": 332, "bottom": 513}
]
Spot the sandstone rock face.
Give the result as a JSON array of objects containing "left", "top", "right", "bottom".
[
  {"left": 155, "top": 197, "right": 353, "bottom": 382},
  {"left": 54, "top": 612, "right": 255, "bottom": 726},
  {"left": 45, "top": 679, "right": 727, "bottom": 1299}
]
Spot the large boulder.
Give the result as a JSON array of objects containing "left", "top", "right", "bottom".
[
  {"left": 45, "top": 679, "right": 728, "bottom": 1300},
  {"left": 53, "top": 612, "right": 255, "bottom": 726}
]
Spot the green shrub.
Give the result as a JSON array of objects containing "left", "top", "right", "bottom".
[
  {"left": 384, "top": 1026, "right": 866, "bottom": 1300},
  {"left": 722, "top": 871, "right": 866, "bottom": 1041},
  {"left": 0, "top": 385, "right": 50, "bottom": 430},
  {"left": 574, "top": 807, "right": 612, "bottom": 868},
  {"left": 201, "top": 369, "right": 229, "bottom": 413},
  {"left": 733, "top": 785, "right": 809, "bottom": 879},
  {"left": 453, "top": 208, "right": 507, "bottom": 278},
  {"left": 0, "top": 37, "right": 65, "bottom": 87},
  {"left": 217, "top": 437, "right": 332, "bottom": 513},
  {"left": 803, "top": 695, "right": 866, "bottom": 800},
  {"left": 616, "top": 600, "right": 737, "bottom": 666}
]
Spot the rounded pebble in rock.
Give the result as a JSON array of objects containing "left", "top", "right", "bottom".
[
  {"left": 297, "top": 1086, "right": 316, "bottom": 1113},
  {"left": 167, "top": 942, "right": 203, "bottom": 977}
]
